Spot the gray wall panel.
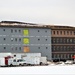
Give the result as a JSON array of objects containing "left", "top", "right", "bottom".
[{"left": 0, "top": 27, "right": 52, "bottom": 60}]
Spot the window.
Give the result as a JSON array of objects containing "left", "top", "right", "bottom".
[
  {"left": 60, "top": 38, "right": 63, "bottom": 43},
  {"left": 57, "top": 54, "right": 60, "bottom": 59},
  {"left": 69, "top": 39, "right": 72, "bottom": 43},
  {"left": 23, "top": 29, "right": 29, "bottom": 36},
  {"left": 4, "top": 38, "right": 6, "bottom": 40},
  {"left": 23, "top": 38, "right": 29, "bottom": 44},
  {"left": 63, "top": 38, "right": 66, "bottom": 43},
  {"left": 60, "top": 54, "right": 63, "bottom": 58},
  {"left": 53, "top": 31, "right": 55, "bottom": 34},
  {"left": 71, "top": 54, "right": 73, "bottom": 58},
  {"left": 13, "top": 60, "right": 16, "bottom": 62},
  {"left": 66, "top": 38, "right": 69, "bottom": 43},
  {"left": 73, "top": 38, "right": 75, "bottom": 43},
  {"left": 46, "top": 47, "right": 48, "bottom": 49},
  {"left": 15, "top": 38, "right": 17, "bottom": 41},
  {"left": 64, "top": 31, "right": 65, "bottom": 35},
  {"left": 70, "top": 46, "right": 73, "bottom": 50},
  {"left": 56, "top": 38, "right": 59, "bottom": 43},
  {"left": 3, "top": 29, "right": 5, "bottom": 31},
  {"left": 60, "top": 31, "right": 62, "bottom": 34},
  {"left": 19, "top": 38, "right": 21, "bottom": 41},
  {"left": 57, "top": 31, "right": 59, "bottom": 34},
  {"left": 15, "top": 30, "right": 17, "bottom": 32},
  {"left": 67, "top": 54, "right": 69, "bottom": 58},
  {"left": 45, "top": 30, "right": 47, "bottom": 33},
  {"left": 11, "top": 46, "right": 14, "bottom": 50},
  {"left": 53, "top": 54, "right": 57, "bottom": 58},
  {"left": 15, "top": 47, "right": 17, "bottom": 50},
  {"left": 60, "top": 46, "right": 63, "bottom": 51},
  {"left": 53, "top": 38, "right": 56, "bottom": 43},
  {"left": 74, "top": 46, "right": 75, "bottom": 50},
  {"left": 57, "top": 46, "right": 59, "bottom": 51},
  {"left": 19, "top": 30, "right": 21, "bottom": 33},
  {"left": 38, "top": 39, "right": 40, "bottom": 41},
  {"left": 19, "top": 47, "right": 21, "bottom": 50},
  {"left": 11, "top": 38, "right": 14, "bottom": 41},
  {"left": 67, "top": 46, "right": 70, "bottom": 50},
  {"left": 67, "top": 31, "right": 69, "bottom": 35},
  {"left": 64, "top": 46, "right": 66, "bottom": 50},
  {"left": 53, "top": 46, "right": 56, "bottom": 51},
  {"left": 70, "top": 31, "right": 72, "bottom": 35},
  {"left": 38, "top": 30, "right": 40, "bottom": 32},
  {"left": 74, "top": 31, "right": 75, "bottom": 35},
  {"left": 38, "top": 47, "right": 40, "bottom": 49},
  {"left": 46, "top": 39, "right": 47, "bottom": 41},
  {"left": 11, "top": 29, "right": 13, "bottom": 33},
  {"left": 11, "top": 47, "right": 13, "bottom": 50},
  {"left": 4, "top": 47, "right": 6, "bottom": 49}
]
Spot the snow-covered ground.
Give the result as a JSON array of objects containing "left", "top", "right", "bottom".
[{"left": 0, "top": 64, "right": 75, "bottom": 75}]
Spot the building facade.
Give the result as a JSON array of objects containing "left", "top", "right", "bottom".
[
  {"left": 0, "top": 21, "right": 52, "bottom": 60},
  {"left": 1, "top": 21, "right": 75, "bottom": 61},
  {"left": 51, "top": 26, "right": 75, "bottom": 61}
]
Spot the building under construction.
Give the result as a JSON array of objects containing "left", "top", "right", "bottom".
[{"left": 0, "top": 21, "right": 75, "bottom": 61}]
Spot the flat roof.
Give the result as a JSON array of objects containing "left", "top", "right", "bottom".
[
  {"left": 0, "top": 21, "right": 75, "bottom": 29},
  {"left": 0, "top": 21, "right": 50, "bottom": 29}
]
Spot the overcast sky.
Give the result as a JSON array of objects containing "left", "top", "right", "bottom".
[{"left": 0, "top": 0, "right": 75, "bottom": 26}]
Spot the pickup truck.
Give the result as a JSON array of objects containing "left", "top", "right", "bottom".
[{"left": 8, "top": 58, "right": 25, "bottom": 66}]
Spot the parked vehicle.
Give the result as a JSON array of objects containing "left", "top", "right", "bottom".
[
  {"left": 12, "top": 53, "right": 41, "bottom": 59},
  {"left": 65, "top": 60, "right": 73, "bottom": 64},
  {"left": 0, "top": 53, "right": 47, "bottom": 66},
  {"left": 8, "top": 58, "right": 25, "bottom": 66},
  {"left": 0, "top": 56, "right": 13, "bottom": 67},
  {"left": 22, "top": 56, "right": 47, "bottom": 65},
  {"left": 23, "top": 57, "right": 40, "bottom": 65},
  {"left": 0, "top": 58, "right": 5, "bottom": 66},
  {"left": 40, "top": 57, "right": 47, "bottom": 65}
]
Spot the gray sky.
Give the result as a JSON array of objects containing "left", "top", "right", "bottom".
[{"left": 0, "top": 0, "right": 75, "bottom": 26}]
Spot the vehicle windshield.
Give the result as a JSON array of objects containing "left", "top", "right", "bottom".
[{"left": 17, "top": 59, "right": 24, "bottom": 62}]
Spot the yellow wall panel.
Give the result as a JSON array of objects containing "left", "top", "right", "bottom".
[
  {"left": 23, "top": 38, "right": 29, "bottom": 44},
  {"left": 23, "top": 29, "right": 29, "bottom": 36}
]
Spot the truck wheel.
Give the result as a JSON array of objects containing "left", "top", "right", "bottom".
[
  {"left": 19, "top": 64, "right": 22, "bottom": 66},
  {"left": 40, "top": 62, "right": 42, "bottom": 65},
  {"left": 10, "top": 64, "right": 13, "bottom": 67}
]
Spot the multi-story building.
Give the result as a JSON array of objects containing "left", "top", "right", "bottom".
[
  {"left": 1, "top": 21, "right": 75, "bottom": 61},
  {"left": 51, "top": 26, "right": 75, "bottom": 61},
  {"left": 0, "top": 21, "right": 52, "bottom": 60}
]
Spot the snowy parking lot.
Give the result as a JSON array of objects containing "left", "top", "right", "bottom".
[{"left": 0, "top": 62, "right": 75, "bottom": 75}]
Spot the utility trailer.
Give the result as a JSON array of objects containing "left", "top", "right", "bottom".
[
  {"left": 12, "top": 53, "right": 41, "bottom": 59},
  {"left": 0, "top": 58, "right": 5, "bottom": 66},
  {"left": 22, "top": 56, "right": 47, "bottom": 66},
  {"left": 22, "top": 57, "right": 41, "bottom": 65},
  {"left": 12, "top": 53, "right": 47, "bottom": 66}
]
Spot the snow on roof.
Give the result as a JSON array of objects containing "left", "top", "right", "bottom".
[
  {"left": 0, "top": 21, "right": 75, "bottom": 29},
  {"left": 0, "top": 21, "right": 51, "bottom": 28}
]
